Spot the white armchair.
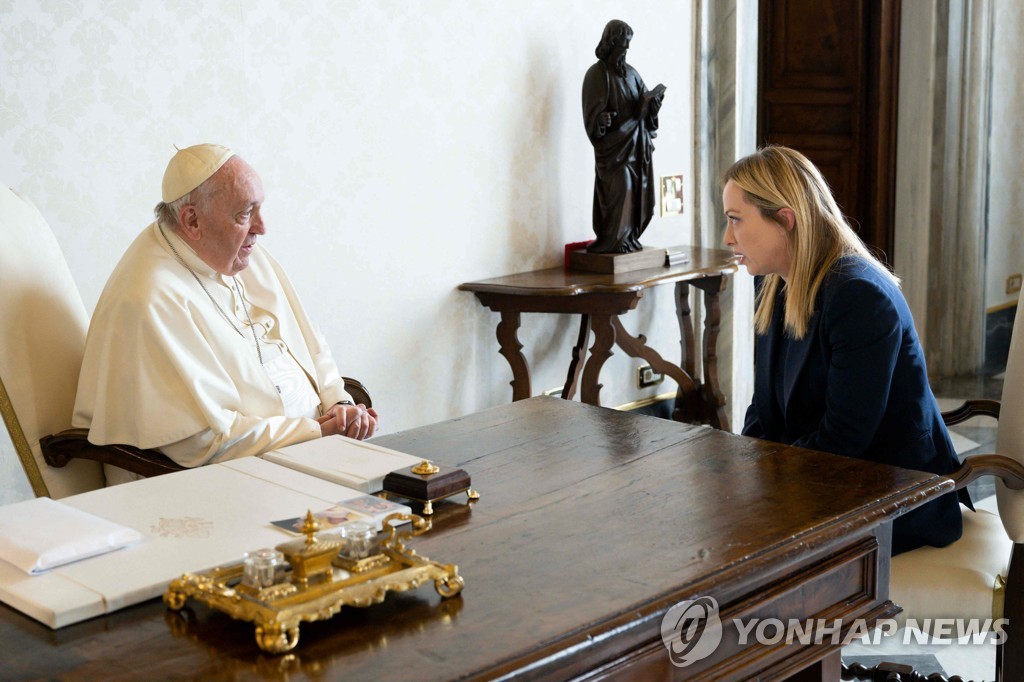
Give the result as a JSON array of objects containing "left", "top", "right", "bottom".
[
  {"left": 845, "top": 296, "right": 1024, "bottom": 681},
  {"left": 0, "top": 185, "right": 104, "bottom": 498}
]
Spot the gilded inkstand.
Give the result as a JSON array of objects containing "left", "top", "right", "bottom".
[{"left": 163, "top": 511, "right": 463, "bottom": 653}]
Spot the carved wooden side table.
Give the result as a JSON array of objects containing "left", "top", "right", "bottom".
[{"left": 459, "top": 246, "right": 738, "bottom": 430}]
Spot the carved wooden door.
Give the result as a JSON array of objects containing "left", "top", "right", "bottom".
[{"left": 757, "top": 0, "right": 900, "bottom": 262}]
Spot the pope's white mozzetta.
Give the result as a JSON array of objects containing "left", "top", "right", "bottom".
[
  {"left": 72, "top": 221, "right": 353, "bottom": 472},
  {"left": 72, "top": 144, "right": 364, "bottom": 482}
]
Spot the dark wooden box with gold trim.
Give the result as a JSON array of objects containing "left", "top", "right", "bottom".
[{"left": 382, "top": 463, "right": 477, "bottom": 515}]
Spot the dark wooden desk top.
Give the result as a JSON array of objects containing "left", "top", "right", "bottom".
[
  {"left": 0, "top": 398, "right": 951, "bottom": 681},
  {"left": 458, "top": 246, "right": 737, "bottom": 296}
]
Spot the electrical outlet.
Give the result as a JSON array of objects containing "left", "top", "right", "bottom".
[
  {"left": 1007, "top": 274, "right": 1022, "bottom": 295},
  {"left": 660, "top": 174, "right": 684, "bottom": 217},
  {"left": 637, "top": 365, "right": 664, "bottom": 389}
]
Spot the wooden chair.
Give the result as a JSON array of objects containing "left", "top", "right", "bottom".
[
  {"left": 844, "top": 298, "right": 1024, "bottom": 681},
  {"left": 0, "top": 185, "right": 370, "bottom": 498}
]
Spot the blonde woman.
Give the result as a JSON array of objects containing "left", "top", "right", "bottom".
[{"left": 723, "top": 145, "right": 969, "bottom": 555}]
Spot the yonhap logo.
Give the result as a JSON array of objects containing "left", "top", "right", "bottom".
[
  {"left": 659, "top": 599, "right": 1008, "bottom": 670},
  {"left": 660, "top": 596, "right": 723, "bottom": 667}
]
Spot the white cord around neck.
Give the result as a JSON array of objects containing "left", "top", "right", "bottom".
[{"left": 158, "top": 224, "right": 264, "bottom": 365}]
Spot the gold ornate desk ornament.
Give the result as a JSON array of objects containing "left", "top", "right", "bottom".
[
  {"left": 380, "top": 459, "right": 480, "bottom": 515},
  {"left": 163, "top": 510, "right": 463, "bottom": 654}
]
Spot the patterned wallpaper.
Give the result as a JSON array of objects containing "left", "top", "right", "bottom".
[{"left": 0, "top": 1, "right": 695, "bottom": 503}]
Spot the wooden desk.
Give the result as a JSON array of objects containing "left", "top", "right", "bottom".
[
  {"left": 459, "top": 247, "right": 738, "bottom": 430},
  {"left": 0, "top": 398, "right": 951, "bottom": 680}
]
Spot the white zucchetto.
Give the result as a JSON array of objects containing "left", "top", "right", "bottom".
[{"left": 161, "top": 143, "right": 234, "bottom": 203}]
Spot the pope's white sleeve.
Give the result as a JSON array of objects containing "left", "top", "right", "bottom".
[
  {"left": 309, "top": 324, "right": 354, "bottom": 409},
  {"left": 158, "top": 414, "right": 322, "bottom": 467}
]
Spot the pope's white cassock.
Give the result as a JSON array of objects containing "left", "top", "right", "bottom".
[{"left": 73, "top": 222, "right": 353, "bottom": 481}]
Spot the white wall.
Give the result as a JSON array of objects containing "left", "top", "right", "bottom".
[
  {"left": 0, "top": 1, "right": 696, "bottom": 503},
  {"left": 985, "top": 0, "right": 1024, "bottom": 312}
]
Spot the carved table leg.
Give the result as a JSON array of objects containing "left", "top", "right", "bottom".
[
  {"left": 496, "top": 310, "right": 531, "bottom": 401},
  {"left": 580, "top": 314, "right": 615, "bottom": 406},
  {"left": 692, "top": 276, "right": 730, "bottom": 431},
  {"left": 562, "top": 315, "right": 591, "bottom": 400},
  {"left": 841, "top": 659, "right": 972, "bottom": 681},
  {"left": 609, "top": 316, "right": 698, "bottom": 422},
  {"left": 788, "top": 650, "right": 841, "bottom": 681},
  {"left": 674, "top": 282, "right": 700, "bottom": 424},
  {"left": 675, "top": 281, "right": 696, "bottom": 378}
]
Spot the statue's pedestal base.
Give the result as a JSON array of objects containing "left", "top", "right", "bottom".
[{"left": 567, "top": 246, "right": 667, "bottom": 274}]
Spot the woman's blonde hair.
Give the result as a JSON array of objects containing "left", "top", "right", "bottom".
[{"left": 722, "top": 145, "right": 898, "bottom": 338}]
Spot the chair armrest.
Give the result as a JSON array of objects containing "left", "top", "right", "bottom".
[
  {"left": 942, "top": 399, "right": 1000, "bottom": 425},
  {"left": 948, "top": 452, "right": 1024, "bottom": 492},
  {"left": 850, "top": 405, "right": 1024, "bottom": 682},
  {"left": 40, "top": 379, "right": 371, "bottom": 480},
  {"left": 41, "top": 428, "right": 185, "bottom": 478},
  {"left": 342, "top": 377, "right": 372, "bottom": 409}
]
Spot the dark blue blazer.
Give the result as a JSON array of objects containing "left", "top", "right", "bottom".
[{"left": 742, "top": 256, "right": 966, "bottom": 554}]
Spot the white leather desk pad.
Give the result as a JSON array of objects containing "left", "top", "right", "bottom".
[{"left": 0, "top": 460, "right": 369, "bottom": 628}]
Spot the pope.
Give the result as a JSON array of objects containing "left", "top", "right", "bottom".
[{"left": 73, "top": 144, "right": 377, "bottom": 485}]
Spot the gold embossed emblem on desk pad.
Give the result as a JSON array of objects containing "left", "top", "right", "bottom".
[{"left": 151, "top": 516, "right": 214, "bottom": 538}]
